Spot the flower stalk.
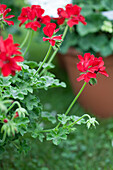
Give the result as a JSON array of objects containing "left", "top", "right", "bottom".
[
  {"left": 56, "top": 82, "right": 87, "bottom": 129},
  {"left": 20, "top": 30, "right": 31, "bottom": 49},
  {"left": 40, "top": 25, "right": 68, "bottom": 76},
  {"left": 7, "top": 101, "right": 21, "bottom": 113},
  {"left": 23, "top": 30, "right": 34, "bottom": 57},
  {"left": 34, "top": 45, "right": 52, "bottom": 76}
]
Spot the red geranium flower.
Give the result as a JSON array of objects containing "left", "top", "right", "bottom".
[
  {"left": 43, "top": 23, "right": 62, "bottom": 46},
  {"left": 91, "top": 57, "right": 109, "bottom": 77},
  {"left": 0, "top": 34, "right": 24, "bottom": 77},
  {"left": 18, "top": 5, "right": 51, "bottom": 31},
  {"left": 77, "top": 53, "right": 109, "bottom": 83},
  {"left": 0, "top": 4, "right": 15, "bottom": 25},
  {"left": 54, "top": 4, "right": 86, "bottom": 27}
]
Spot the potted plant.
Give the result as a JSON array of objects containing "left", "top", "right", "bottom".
[
  {"left": 58, "top": 0, "right": 113, "bottom": 118},
  {"left": 1, "top": 2, "right": 105, "bottom": 153}
]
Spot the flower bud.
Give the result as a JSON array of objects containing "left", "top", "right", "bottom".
[
  {"left": 14, "top": 112, "right": 19, "bottom": 118},
  {"left": 3, "top": 119, "right": 8, "bottom": 123}
]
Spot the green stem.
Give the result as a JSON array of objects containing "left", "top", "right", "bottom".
[
  {"left": 40, "top": 25, "right": 68, "bottom": 76},
  {"left": 41, "top": 82, "right": 87, "bottom": 132},
  {"left": 49, "top": 24, "right": 68, "bottom": 63},
  {"left": 33, "top": 82, "right": 87, "bottom": 134},
  {"left": 56, "top": 82, "right": 87, "bottom": 128},
  {"left": 3, "top": 100, "right": 13, "bottom": 104},
  {"left": 23, "top": 30, "right": 34, "bottom": 57},
  {"left": 20, "top": 30, "right": 30, "bottom": 49},
  {"left": 68, "top": 114, "right": 91, "bottom": 128},
  {"left": 34, "top": 45, "right": 52, "bottom": 76},
  {"left": 0, "top": 131, "right": 6, "bottom": 145},
  {"left": 40, "top": 129, "right": 52, "bottom": 133},
  {"left": 62, "top": 24, "right": 69, "bottom": 39},
  {"left": 12, "top": 141, "right": 19, "bottom": 149},
  {"left": 65, "top": 82, "right": 87, "bottom": 116},
  {"left": 7, "top": 101, "right": 21, "bottom": 113}
]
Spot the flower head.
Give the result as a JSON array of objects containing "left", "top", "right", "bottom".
[
  {"left": 0, "top": 4, "right": 15, "bottom": 26},
  {"left": 54, "top": 4, "right": 86, "bottom": 27},
  {"left": 43, "top": 23, "right": 62, "bottom": 46},
  {"left": 18, "top": 5, "right": 51, "bottom": 31},
  {"left": 77, "top": 53, "right": 109, "bottom": 83},
  {"left": 0, "top": 34, "right": 24, "bottom": 77}
]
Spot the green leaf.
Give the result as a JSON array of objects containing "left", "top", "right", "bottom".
[
  {"left": 102, "top": 0, "right": 113, "bottom": 10},
  {"left": 78, "top": 34, "right": 94, "bottom": 50},
  {"left": 89, "top": 78, "right": 97, "bottom": 86},
  {"left": 23, "top": 94, "right": 40, "bottom": 111},
  {"left": 91, "top": 35, "right": 108, "bottom": 52},
  {"left": 58, "top": 114, "right": 71, "bottom": 125},
  {"left": 46, "top": 127, "right": 69, "bottom": 145},
  {"left": 41, "top": 111, "right": 56, "bottom": 124},
  {"left": 14, "top": 117, "right": 30, "bottom": 136},
  {"left": 38, "top": 62, "right": 55, "bottom": 70},
  {"left": 100, "top": 45, "right": 112, "bottom": 57},
  {"left": 31, "top": 125, "right": 45, "bottom": 142},
  {"left": 39, "top": 76, "right": 66, "bottom": 89},
  {"left": 77, "top": 14, "right": 105, "bottom": 36},
  {"left": 4, "top": 86, "right": 25, "bottom": 100},
  {"left": 24, "top": 61, "right": 38, "bottom": 69},
  {"left": 19, "top": 82, "right": 33, "bottom": 94},
  {"left": 0, "top": 76, "right": 11, "bottom": 87}
]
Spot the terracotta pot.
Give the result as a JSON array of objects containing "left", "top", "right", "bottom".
[{"left": 58, "top": 48, "right": 113, "bottom": 118}]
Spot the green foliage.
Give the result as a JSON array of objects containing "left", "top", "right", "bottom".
[
  {"left": 58, "top": 114, "right": 85, "bottom": 125},
  {"left": 0, "top": 73, "right": 110, "bottom": 169},
  {"left": 47, "top": 127, "right": 69, "bottom": 145},
  {"left": 61, "top": 0, "right": 113, "bottom": 57},
  {"left": 31, "top": 124, "right": 45, "bottom": 142},
  {"left": 0, "top": 60, "right": 67, "bottom": 149},
  {"left": 41, "top": 111, "right": 56, "bottom": 124},
  {"left": 77, "top": 14, "right": 105, "bottom": 36}
]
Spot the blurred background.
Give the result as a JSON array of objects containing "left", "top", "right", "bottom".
[{"left": 0, "top": 0, "right": 113, "bottom": 169}]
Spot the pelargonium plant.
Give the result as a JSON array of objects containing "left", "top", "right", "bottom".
[{"left": 0, "top": 3, "right": 108, "bottom": 152}]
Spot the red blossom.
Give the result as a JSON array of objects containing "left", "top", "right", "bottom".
[
  {"left": 43, "top": 23, "right": 62, "bottom": 46},
  {"left": 14, "top": 112, "right": 19, "bottom": 118},
  {"left": 18, "top": 5, "right": 51, "bottom": 31},
  {"left": 0, "top": 4, "right": 15, "bottom": 25},
  {"left": 0, "top": 34, "right": 24, "bottom": 77},
  {"left": 54, "top": 4, "right": 86, "bottom": 27},
  {"left": 77, "top": 53, "right": 109, "bottom": 83}
]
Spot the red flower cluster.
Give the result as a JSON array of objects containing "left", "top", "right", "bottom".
[
  {"left": 77, "top": 53, "right": 109, "bottom": 82},
  {"left": 18, "top": 5, "right": 51, "bottom": 31},
  {"left": 0, "top": 34, "right": 24, "bottom": 77},
  {"left": 0, "top": 4, "right": 15, "bottom": 25},
  {"left": 54, "top": 4, "right": 86, "bottom": 27},
  {"left": 43, "top": 23, "right": 62, "bottom": 46}
]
